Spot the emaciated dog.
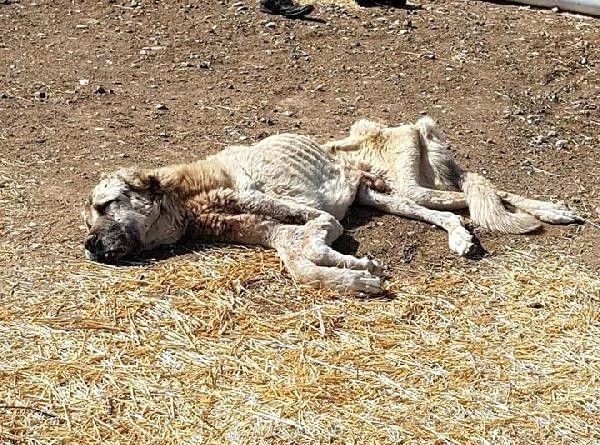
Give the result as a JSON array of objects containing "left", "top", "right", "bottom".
[{"left": 82, "top": 117, "right": 579, "bottom": 294}]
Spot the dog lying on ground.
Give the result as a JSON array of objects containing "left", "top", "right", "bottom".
[{"left": 82, "top": 117, "right": 579, "bottom": 294}]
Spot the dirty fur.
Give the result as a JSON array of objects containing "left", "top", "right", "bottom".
[{"left": 83, "top": 133, "right": 384, "bottom": 294}]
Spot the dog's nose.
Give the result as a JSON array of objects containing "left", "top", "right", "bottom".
[{"left": 84, "top": 233, "right": 101, "bottom": 254}]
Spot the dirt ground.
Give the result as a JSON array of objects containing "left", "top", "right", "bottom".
[{"left": 1, "top": 1, "right": 599, "bottom": 281}]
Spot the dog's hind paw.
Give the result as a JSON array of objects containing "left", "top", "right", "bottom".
[
  {"left": 448, "top": 227, "right": 475, "bottom": 256},
  {"left": 534, "top": 208, "right": 582, "bottom": 225}
]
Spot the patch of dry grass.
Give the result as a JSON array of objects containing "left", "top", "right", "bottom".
[{"left": 1, "top": 244, "right": 599, "bottom": 444}]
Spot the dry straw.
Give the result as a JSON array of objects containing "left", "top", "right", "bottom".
[{"left": 1, "top": 243, "right": 599, "bottom": 444}]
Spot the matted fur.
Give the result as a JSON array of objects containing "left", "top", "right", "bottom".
[{"left": 83, "top": 119, "right": 579, "bottom": 294}]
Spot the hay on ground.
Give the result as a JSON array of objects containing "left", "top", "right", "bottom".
[{"left": 1, "top": 245, "right": 599, "bottom": 444}]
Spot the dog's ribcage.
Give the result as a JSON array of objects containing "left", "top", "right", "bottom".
[{"left": 217, "top": 134, "right": 361, "bottom": 219}]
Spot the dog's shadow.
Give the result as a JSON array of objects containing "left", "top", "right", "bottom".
[
  {"left": 117, "top": 244, "right": 211, "bottom": 266},
  {"left": 333, "top": 206, "right": 382, "bottom": 255},
  {"left": 336, "top": 206, "right": 489, "bottom": 260}
]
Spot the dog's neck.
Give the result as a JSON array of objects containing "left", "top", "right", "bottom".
[
  {"left": 152, "top": 157, "right": 233, "bottom": 199},
  {"left": 150, "top": 158, "right": 240, "bottom": 243}
]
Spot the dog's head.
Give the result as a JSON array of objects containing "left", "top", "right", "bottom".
[{"left": 82, "top": 168, "right": 184, "bottom": 263}]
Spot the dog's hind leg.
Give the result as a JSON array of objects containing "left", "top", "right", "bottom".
[
  {"left": 401, "top": 185, "right": 468, "bottom": 210},
  {"left": 322, "top": 136, "right": 363, "bottom": 153},
  {"left": 358, "top": 186, "right": 475, "bottom": 256},
  {"left": 497, "top": 191, "right": 581, "bottom": 225}
]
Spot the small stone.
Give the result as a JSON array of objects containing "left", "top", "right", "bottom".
[
  {"left": 154, "top": 104, "right": 168, "bottom": 114},
  {"left": 531, "top": 135, "right": 545, "bottom": 145},
  {"left": 555, "top": 139, "right": 568, "bottom": 149},
  {"left": 34, "top": 91, "right": 47, "bottom": 101},
  {"left": 265, "top": 21, "right": 276, "bottom": 29},
  {"left": 547, "top": 130, "right": 557, "bottom": 137},
  {"left": 94, "top": 85, "right": 110, "bottom": 94}
]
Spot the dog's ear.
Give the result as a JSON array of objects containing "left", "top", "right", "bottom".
[{"left": 144, "top": 173, "right": 162, "bottom": 195}]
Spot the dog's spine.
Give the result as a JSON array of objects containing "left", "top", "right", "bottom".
[{"left": 416, "top": 117, "right": 541, "bottom": 234}]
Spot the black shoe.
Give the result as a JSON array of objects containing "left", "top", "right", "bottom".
[
  {"left": 260, "top": 0, "right": 315, "bottom": 18},
  {"left": 385, "top": 0, "right": 406, "bottom": 6}
]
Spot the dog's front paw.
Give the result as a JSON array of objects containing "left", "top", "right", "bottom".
[
  {"left": 339, "top": 270, "right": 382, "bottom": 295},
  {"left": 367, "top": 258, "right": 384, "bottom": 277}
]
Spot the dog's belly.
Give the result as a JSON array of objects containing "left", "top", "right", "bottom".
[{"left": 224, "top": 134, "right": 359, "bottom": 220}]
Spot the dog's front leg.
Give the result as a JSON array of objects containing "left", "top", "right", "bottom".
[
  {"left": 235, "top": 190, "right": 327, "bottom": 224},
  {"left": 193, "top": 212, "right": 382, "bottom": 294}
]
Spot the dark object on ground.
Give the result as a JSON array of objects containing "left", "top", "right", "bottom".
[{"left": 260, "top": 0, "right": 315, "bottom": 17}]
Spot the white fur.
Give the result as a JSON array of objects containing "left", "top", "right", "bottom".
[{"left": 84, "top": 119, "right": 579, "bottom": 294}]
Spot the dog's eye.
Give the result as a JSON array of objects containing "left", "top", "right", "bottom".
[{"left": 94, "top": 200, "right": 115, "bottom": 214}]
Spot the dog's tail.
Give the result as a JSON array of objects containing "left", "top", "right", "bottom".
[
  {"left": 416, "top": 117, "right": 541, "bottom": 234},
  {"left": 459, "top": 172, "right": 541, "bottom": 234}
]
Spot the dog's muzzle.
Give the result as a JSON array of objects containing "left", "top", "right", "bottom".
[{"left": 84, "top": 220, "right": 140, "bottom": 264}]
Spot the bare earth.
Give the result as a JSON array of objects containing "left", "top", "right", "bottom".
[{"left": 0, "top": 0, "right": 599, "bottom": 443}]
